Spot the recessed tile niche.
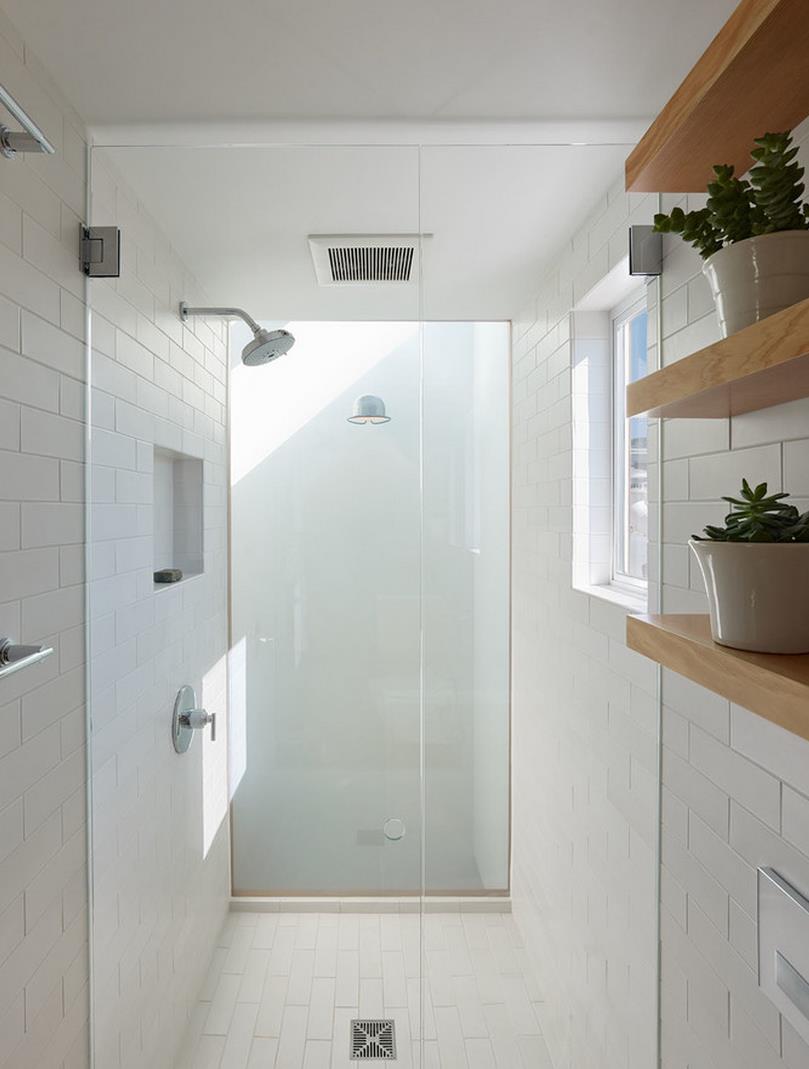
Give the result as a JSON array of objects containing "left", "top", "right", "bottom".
[{"left": 153, "top": 447, "right": 204, "bottom": 589}]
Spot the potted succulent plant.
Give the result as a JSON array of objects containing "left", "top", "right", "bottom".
[
  {"left": 653, "top": 131, "right": 809, "bottom": 337},
  {"left": 690, "top": 480, "right": 809, "bottom": 654}
]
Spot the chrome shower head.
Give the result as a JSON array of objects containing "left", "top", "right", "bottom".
[
  {"left": 242, "top": 327, "right": 295, "bottom": 366},
  {"left": 179, "top": 302, "right": 296, "bottom": 366}
]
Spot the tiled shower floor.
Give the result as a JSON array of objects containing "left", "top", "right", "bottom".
[{"left": 175, "top": 910, "right": 553, "bottom": 1068}]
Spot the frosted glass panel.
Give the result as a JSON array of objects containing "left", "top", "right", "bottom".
[
  {"left": 230, "top": 320, "right": 511, "bottom": 895},
  {"left": 423, "top": 322, "right": 511, "bottom": 892},
  {"left": 230, "top": 321, "right": 422, "bottom": 894}
]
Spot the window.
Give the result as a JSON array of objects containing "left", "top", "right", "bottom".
[{"left": 612, "top": 296, "right": 648, "bottom": 588}]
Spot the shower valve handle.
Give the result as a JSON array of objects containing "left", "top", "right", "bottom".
[{"left": 180, "top": 707, "right": 216, "bottom": 742}]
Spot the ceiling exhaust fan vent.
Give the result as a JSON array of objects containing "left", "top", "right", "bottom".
[
  {"left": 329, "top": 244, "right": 414, "bottom": 283},
  {"left": 309, "top": 235, "right": 424, "bottom": 286}
]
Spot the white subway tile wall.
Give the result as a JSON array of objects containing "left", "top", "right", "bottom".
[
  {"left": 0, "top": 13, "right": 91, "bottom": 1069},
  {"left": 512, "top": 120, "right": 809, "bottom": 1069},
  {"left": 0, "top": 10, "right": 230, "bottom": 1069},
  {"left": 88, "top": 145, "right": 230, "bottom": 1069},
  {"left": 511, "top": 174, "right": 660, "bottom": 1069}
]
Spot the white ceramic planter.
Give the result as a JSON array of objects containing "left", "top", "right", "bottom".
[
  {"left": 702, "top": 230, "right": 809, "bottom": 337},
  {"left": 690, "top": 539, "right": 809, "bottom": 654}
]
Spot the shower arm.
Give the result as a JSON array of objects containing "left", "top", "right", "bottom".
[
  {"left": 179, "top": 302, "right": 262, "bottom": 335},
  {"left": 0, "top": 84, "right": 56, "bottom": 158}
]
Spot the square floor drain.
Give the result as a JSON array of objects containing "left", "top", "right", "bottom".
[{"left": 350, "top": 1018, "right": 396, "bottom": 1059}]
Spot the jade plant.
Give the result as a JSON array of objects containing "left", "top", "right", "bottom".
[
  {"left": 653, "top": 131, "right": 809, "bottom": 259},
  {"left": 694, "top": 480, "right": 809, "bottom": 543}
]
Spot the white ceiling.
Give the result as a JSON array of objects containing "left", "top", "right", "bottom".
[
  {"left": 3, "top": 0, "right": 736, "bottom": 123},
  {"left": 101, "top": 143, "right": 632, "bottom": 321},
  {"left": 2, "top": 0, "right": 738, "bottom": 321}
]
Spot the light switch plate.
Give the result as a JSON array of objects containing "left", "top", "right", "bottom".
[{"left": 758, "top": 867, "right": 809, "bottom": 1045}]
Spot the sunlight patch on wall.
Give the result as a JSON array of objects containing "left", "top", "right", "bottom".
[
  {"left": 202, "top": 653, "right": 229, "bottom": 858},
  {"left": 230, "top": 320, "right": 416, "bottom": 484},
  {"left": 228, "top": 636, "right": 247, "bottom": 800}
]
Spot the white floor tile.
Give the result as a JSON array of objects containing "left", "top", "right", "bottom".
[
  {"left": 224, "top": 925, "right": 254, "bottom": 974},
  {"left": 193, "top": 1035, "right": 227, "bottom": 1069},
  {"left": 358, "top": 977, "right": 384, "bottom": 1018},
  {"left": 518, "top": 1034, "right": 554, "bottom": 1068},
  {"left": 358, "top": 917, "right": 382, "bottom": 978},
  {"left": 276, "top": 1004, "right": 308, "bottom": 1069},
  {"left": 483, "top": 1003, "right": 522, "bottom": 1069},
  {"left": 414, "top": 1038, "right": 442, "bottom": 1067},
  {"left": 386, "top": 1008, "right": 413, "bottom": 1068},
  {"left": 287, "top": 949, "right": 315, "bottom": 1005},
  {"left": 314, "top": 923, "right": 338, "bottom": 978},
  {"left": 307, "top": 978, "right": 335, "bottom": 1040},
  {"left": 247, "top": 1036, "right": 278, "bottom": 1068},
  {"left": 487, "top": 926, "right": 521, "bottom": 976},
  {"left": 330, "top": 1006, "right": 357, "bottom": 1069},
  {"left": 407, "top": 976, "right": 436, "bottom": 1042},
  {"left": 177, "top": 911, "right": 543, "bottom": 1069},
  {"left": 205, "top": 974, "right": 241, "bottom": 1036},
  {"left": 334, "top": 950, "right": 359, "bottom": 1008},
  {"left": 238, "top": 949, "right": 271, "bottom": 1003},
  {"left": 337, "top": 914, "right": 359, "bottom": 951},
  {"left": 303, "top": 1040, "right": 331, "bottom": 1069},
  {"left": 382, "top": 950, "right": 408, "bottom": 1009},
  {"left": 501, "top": 976, "right": 540, "bottom": 1036},
  {"left": 252, "top": 914, "right": 278, "bottom": 950},
  {"left": 469, "top": 948, "right": 504, "bottom": 1005},
  {"left": 295, "top": 914, "right": 318, "bottom": 950},
  {"left": 269, "top": 927, "right": 296, "bottom": 976},
  {"left": 256, "top": 975, "right": 289, "bottom": 1037},
  {"left": 221, "top": 1003, "right": 259, "bottom": 1069},
  {"left": 425, "top": 949, "right": 454, "bottom": 1007},
  {"left": 453, "top": 975, "right": 488, "bottom": 1038},
  {"left": 465, "top": 1037, "right": 497, "bottom": 1069},
  {"left": 380, "top": 914, "right": 402, "bottom": 952},
  {"left": 435, "top": 1005, "right": 469, "bottom": 1068}
]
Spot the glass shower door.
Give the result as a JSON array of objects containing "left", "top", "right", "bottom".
[
  {"left": 229, "top": 317, "right": 424, "bottom": 897},
  {"left": 85, "top": 141, "right": 427, "bottom": 1068},
  {"left": 226, "top": 147, "right": 425, "bottom": 901}
]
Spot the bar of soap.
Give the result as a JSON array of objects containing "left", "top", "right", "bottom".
[{"left": 154, "top": 569, "right": 183, "bottom": 584}]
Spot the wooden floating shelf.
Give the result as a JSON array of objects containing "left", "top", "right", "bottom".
[
  {"left": 627, "top": 614, "right": 809, "bottom": 743},
  {"left": 627, "top": 295, "right": 809, "bottom": 419},
  {"left": 626, "top": 0, "right": 809, "bottom": 192}
]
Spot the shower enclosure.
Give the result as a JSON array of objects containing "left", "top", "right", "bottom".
[
  {"left": 229, "top": 318, "right": 511, "bottom": 897},
  {"left": 83, "top": 140, "right": 520, "bottom": 1067}
]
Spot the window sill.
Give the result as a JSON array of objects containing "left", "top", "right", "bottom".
[{"left": 574, "top": 581, "right": 647, "bottom": 614}]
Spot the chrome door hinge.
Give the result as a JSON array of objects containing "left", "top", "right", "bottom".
[
  {"left": 80, "top": 225, "right": 121, "bottom": 278},
  {"left": 628, "top": 224, "right": 662, "bottom": 277}
]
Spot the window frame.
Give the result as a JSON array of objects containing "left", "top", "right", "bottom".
[{"left": 610, "top": 290, "right": 649, "bottom": 596}]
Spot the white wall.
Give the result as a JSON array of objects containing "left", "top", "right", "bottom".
[
  {"left": 87, "top": 146, "right": 230, "bottom": 1069},
  {"left": 511, "top": 177, "right": 659, "bottom": 1069},
  {"left": 0, "top": 14, "right": 92, "bottom": 1068},
  {"left": 654, "top": 119, "right": 809, "bottom": 1069},
  {"left": 511, "top": 121, "right": 809, "bottom": 1069},
  {"left": 0, "top": 9, "right": 232, "bottom": 1067}
]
